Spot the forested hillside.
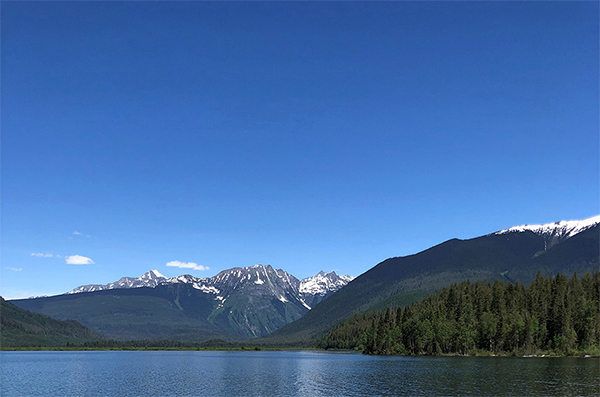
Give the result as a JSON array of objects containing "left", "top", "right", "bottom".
[
  {"left": 267, "top": 224, "right": 599, "bottom": 344},
  {"left": 0, "top": 297, "right": 101, "bottom": 347},
  {"left": 317, "top": 272, "right": 600, "bottom": 356}
]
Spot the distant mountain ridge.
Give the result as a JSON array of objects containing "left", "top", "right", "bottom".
[
  {"left": 67, "top": 269, "right": 168, "bottom": 294},
  {"left": 66, "top": 265, "right": 353, "bottom": 310}
]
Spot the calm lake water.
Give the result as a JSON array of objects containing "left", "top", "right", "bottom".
[{"left": 1, "top": 350, "right": 598, "bottom": 396}]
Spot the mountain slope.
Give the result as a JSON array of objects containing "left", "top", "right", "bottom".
[
  {"left": 265, "top": 218, "right": 600, "bottom": 344},
  {"left": 0, "top": 297, "right": 102, "bottom": 347},
  {"left": 11, "top": 285, "right": 236, "bottom": 342},
  {"left": 204, "top": 265, "right": 309, "bottom": 337}
]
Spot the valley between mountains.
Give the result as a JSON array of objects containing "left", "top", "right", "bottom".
[{"left": 7, "top": 216, "right": 600, "bottom": 347}]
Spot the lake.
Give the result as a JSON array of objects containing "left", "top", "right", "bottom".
[{"left": 1, "top": 350, "right": 598, "bottom": 396}]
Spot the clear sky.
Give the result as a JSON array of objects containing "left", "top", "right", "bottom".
[{"left": 1, "top": 1, "right": 598, "bottom": 299}]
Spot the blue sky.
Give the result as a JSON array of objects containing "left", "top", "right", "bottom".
[{"left": 1, "top": 2, "right": 598, "bottom": 299}]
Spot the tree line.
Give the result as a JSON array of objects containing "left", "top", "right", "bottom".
[{"left": 317, "top": 272, "right": 600, "bottom": 356}]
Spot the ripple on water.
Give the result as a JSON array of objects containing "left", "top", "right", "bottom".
[{"left": 1, "top": 351, "right": 598, "bottom": 396}]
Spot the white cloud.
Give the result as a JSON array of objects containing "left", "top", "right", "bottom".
[
  {"left": 166, "top": 261, "right": 209, "bottom": 271},
  {"left": 73, "top": 231, "right": 81, "bottom": 235},
  {"left": 6, "top": 267, "right": 23, "bottom": 272},
  {"left": 31, "top": 253, "right": 54, "bottom": 258},
  {"left": 65, "top": 255, "right": 95, "bottom": 265}
]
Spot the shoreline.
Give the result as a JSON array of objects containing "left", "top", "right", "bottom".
[{"left": 2, "top": 346, "right": 598, "bottom": 358}]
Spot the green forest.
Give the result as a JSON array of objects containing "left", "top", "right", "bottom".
[{"left": 317, "top": 272, "right": 600, "bottom": 356}]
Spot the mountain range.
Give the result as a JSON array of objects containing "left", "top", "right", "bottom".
[
  {"left": 11, "top": 265, "right": 353, "bottom": 341},
  {"left": 9, "top": 216, "right": 599, "bottom": 346},
  {"left": 66, "top": 266, "right": 353, "bottom": 309}
]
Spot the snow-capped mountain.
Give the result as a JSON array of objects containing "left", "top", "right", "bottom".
[
  {"left": 299, "top": 271, "right": 354, "bottom": 307},
  {"left": 300, "top": 270, "right": 353, "bottom": 295},
  {"left": 209, "top": 265, "right": 307, "bottom": 306},
  {"left": 67, "top": 270, "right": 168, "bottom": 294},
  {"left": 66, "top": 265, "right": 353, "bottom": 311},
  {"left": 495, "top": 215, "right": 600, "bottom": 249}
]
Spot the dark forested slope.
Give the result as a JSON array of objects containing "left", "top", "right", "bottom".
[{"left": 319, "top": 272, "right": 600, "bottom": 356}]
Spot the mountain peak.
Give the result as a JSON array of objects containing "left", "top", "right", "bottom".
[{"left": 145, "top": 270, "right": 166, "bottom": 279}]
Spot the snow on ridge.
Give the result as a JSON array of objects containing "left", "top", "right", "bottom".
[
  {"left": 66, "top": 270, "right": 168, "bottom": 294},
  {"left": 67, "top": 284, "right": 106, "bottom": 294},
  {"left": 495, "top": 215, "right": 600, "bottom": 238},
  {"left": 65, "top": 264, "right": 353, "bottom": 306}
]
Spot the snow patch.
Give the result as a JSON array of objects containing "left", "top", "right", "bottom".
[{"left": 192, "top": 284, "right": 220, "bottom": 294}]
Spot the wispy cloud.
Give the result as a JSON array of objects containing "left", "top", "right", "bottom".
[
  {"left": 31, "top": 252, "right": 54, "bottom": 258},
  {"left": 6, "top": 267, "right": 23, "bottom": 272},
  {"left": 65, "top": 255, "right": 95, "bottom": 265},
  {"left": 166, "top": 261, "right": 209, "bottom": 271},
  {"left": 73, "top": 231, "right": 82, "bottom": 236}
]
